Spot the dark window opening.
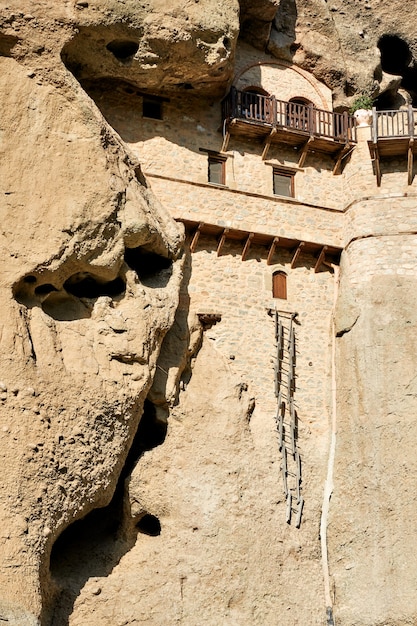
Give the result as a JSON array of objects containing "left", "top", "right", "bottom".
[
  {"left": 272, "top": 271, "right": 287, "bottom": 300},
  {"left": 273, "top": 169, "right": 294, "bottom": 197},
  {"left": 143, "top": 97, "right": 163, "bottom": 120},
  {"left": 208, "top": 155, "right": 226, "bottom": 185},
  {"left": 241, "top": 86, "right": 270, "bottom": 121},
  {"left": 287, "top": 97, "right": 313, "bottom": 131}
]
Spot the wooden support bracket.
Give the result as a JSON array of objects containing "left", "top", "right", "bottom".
[
  {"left": 241, "top": 232, "right": 254, "bottom": 261},
  {"left": 408, "top": 138, "right": 414, "bottom": 185},
  {"left": 190, "top": 222, "right": 204, "bottom": 253},
  {"left": 297, "top": 137, "right": 313, "bottom": 168},
  {"left": 267, "top": 237, "right": 279, "bottom": 265},
  {"left": 217, "top": 228, "right": 229, "bottom": 256},
  {"left": 221, "top": 130, "right": 231, "bottom": 153},
  {"left": 333, "top": 145, "right": 352, "bottom": 175},
  {"left": 261, "top": 128, "right": 277, "bottom": 161},
  {"left": 291, "top": 241, "right": 305, "bottom": 269},
  {"left": 314, "top": 245, "right": 328, "bottom": 273}
]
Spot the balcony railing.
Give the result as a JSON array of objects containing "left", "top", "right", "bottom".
[
  {"left": 368, "top": 105, "right": 417, "bottom": 186},
  {"left": 371, "top": 105, "right": 417, "bottom": 141},
  {"left": 222, "top": 87, "right": 357, "bottom": 144}
]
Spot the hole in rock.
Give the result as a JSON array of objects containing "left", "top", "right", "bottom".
[
  {"left": 123, "top": 399, "right": 168, "bottom": 476},
  {"left": 136, "top": 514, "right": 161, "bottom": 536},
  {"left": 23, "top": 275, "right": 37, "bottom": 284},
  {"left": 41, "top": 292, "right": 92, "bottom": 321},
  {"left": 106, "top": 40, "right": 139, "bottom": 61},
  {"left": 378, "top": 34, "right": 412, "bottom": 76},
  {"left": 35, "top": 284, "right": 58, "bottom": 296},
  {"left": 0, "top": 34, "right": 19, "bottom": 57},
  {"left": 64, "top": 273, "right": 125, "bottom": 299},
  {"left": 223, "top": 36, "right": 231, "bottom": 50},
  {"left": 124, "top": 247, "right": 172, "bottom": 287}
]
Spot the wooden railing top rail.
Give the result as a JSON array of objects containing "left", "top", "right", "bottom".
[{"left": 222, "top": 87, "right": 357, "bottom": 143}]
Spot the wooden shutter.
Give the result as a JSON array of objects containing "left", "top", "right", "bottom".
[{"left": 273, "top": 271, "right": 287, "bottom": 299}]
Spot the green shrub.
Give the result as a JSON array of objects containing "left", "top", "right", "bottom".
[{"left": 349, "top": 94, "right": 374, "bottom": 114}]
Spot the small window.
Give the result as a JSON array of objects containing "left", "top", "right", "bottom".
[
  {"left": 208, "top": 154, "right": 226, "bottom": 185},
  {"left": 143, "top": 97, "right": 163, "bottom": 120},
  {"left": 273, "top": 168, "right": 294, "bottom": 197},
  {"left": 272, "top": 271, "right": 287, "bottom": 299}
]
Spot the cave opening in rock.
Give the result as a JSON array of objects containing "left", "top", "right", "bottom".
[
  {"left": 124, "top": 246, "right": 173, "bottom": 287},
  {"left": 49, "top": 398, "right": 167, "bottom": 624},
  {"left": 106, "top": 39, "right": 139, "bottom": 61},
  {"left": 378, "top": 34, "right": 412, "bottom": 76},
  {"left": 64, "top": 272, "right": 126, "bottom": 299},
  {"left": 136, "top": 513, "right": 161, "bottom": 536}
]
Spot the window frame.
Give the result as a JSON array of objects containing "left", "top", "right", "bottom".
[
  {"left": 207, "top": 153, "right": 227, "bottom": 186},
  {"left": 272, "top": 167, "right": 295, "bottom": 198},
  {"left": 272, "top": 270, "right": 287, "bottom": 300}
]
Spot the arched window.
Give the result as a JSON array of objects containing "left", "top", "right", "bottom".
[
  {"left": 272, "top": 271, "right": 287, "bottom": 299},
  {"left": 287, "top": 97, "right": 313, "bottom": 131},
  {"left": 241, "top": 86, "right": 271, "bottom": 122}
]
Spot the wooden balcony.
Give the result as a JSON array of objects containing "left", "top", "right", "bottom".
[
  {"left": 221, "top": 87, "right": 357, "bottom": 172},
  {"left": 368, "top": 106, "right": 417, "bottom": 185}
]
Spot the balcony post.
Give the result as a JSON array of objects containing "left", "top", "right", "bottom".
[
  {"left": 271, "top": 95, "right": 277, "bottom": 127},
  {"left": 372, "top": 107, "right": 378, "bottom": 143},
  {"left": 342, "top": 111, "right": 348, "bottom": 142},
  {"left": 408, "top": 104, "right": 414, "bottom": 138}
]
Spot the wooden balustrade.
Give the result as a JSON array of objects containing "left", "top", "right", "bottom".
[
  {"left": 368, "top": 106, "right": 417, "bottom": 186},
  {"left": 222, "top": 87, "right": 357, "bottom": 144},
  {"left": 371, "top": 106, "right": 416, "bottom": 141}
]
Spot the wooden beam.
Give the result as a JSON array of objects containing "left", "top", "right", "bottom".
[
  {"left": 291, "top": 242, "right": 305, "bottom": 269},
  {"left": 190, "top": 222, "right": 204, "bottom": 253},
  {"left": 267, "top": 237, "right": 279, "bottom": 265},
  {"left": 314, "top": 245, "right": 328, "bottom": 273},
  {"left": 297, "top": 137, "right": 313, "bottom": 168},
  {"left": 217, "top": 228, "right": 229, "bottom": 256},
  {"left": 261, "top": 128, "right": 277, "bottom": 160},
  {"left": 408, "top": 138, "right": 414, "bottom": 185},
  {"left": 221, "top": 130, "right": 230, "bottom": 153},
  {"left": 241, "top": 232, "right": 254, "bottom": 261}
]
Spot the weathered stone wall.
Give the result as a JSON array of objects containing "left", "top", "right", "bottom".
[{"left": 234, "top": 41, "right": 333, "bottom": 110}]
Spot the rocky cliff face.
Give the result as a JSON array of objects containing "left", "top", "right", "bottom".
[{"left": 1, "top": 1, "right": 417, "bottom": 625}]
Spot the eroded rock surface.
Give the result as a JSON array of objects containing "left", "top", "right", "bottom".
[{"left": 2, "top": 1, "right": 417, "bottom": 625}]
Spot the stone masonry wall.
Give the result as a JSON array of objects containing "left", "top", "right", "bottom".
[
  {"left": 185, "top": 236, "right": 336, "bottom": 528},
  {"left": 147, "top": 175, "right": 344, "bottom": 247}
]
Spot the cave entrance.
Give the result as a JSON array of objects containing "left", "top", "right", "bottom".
[{"left": 378, "top": 34, "right": 412, "bottom": 76}]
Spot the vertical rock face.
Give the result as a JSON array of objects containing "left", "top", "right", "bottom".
[
  {"left": 2, "top": 1, "right": 417, "bottom": 625},
  {"left": 331, "top": 233, "right": 417, "bottom": 626},
  {"left": 0, "top": 20, "right": 184, "bottom": 625}
]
